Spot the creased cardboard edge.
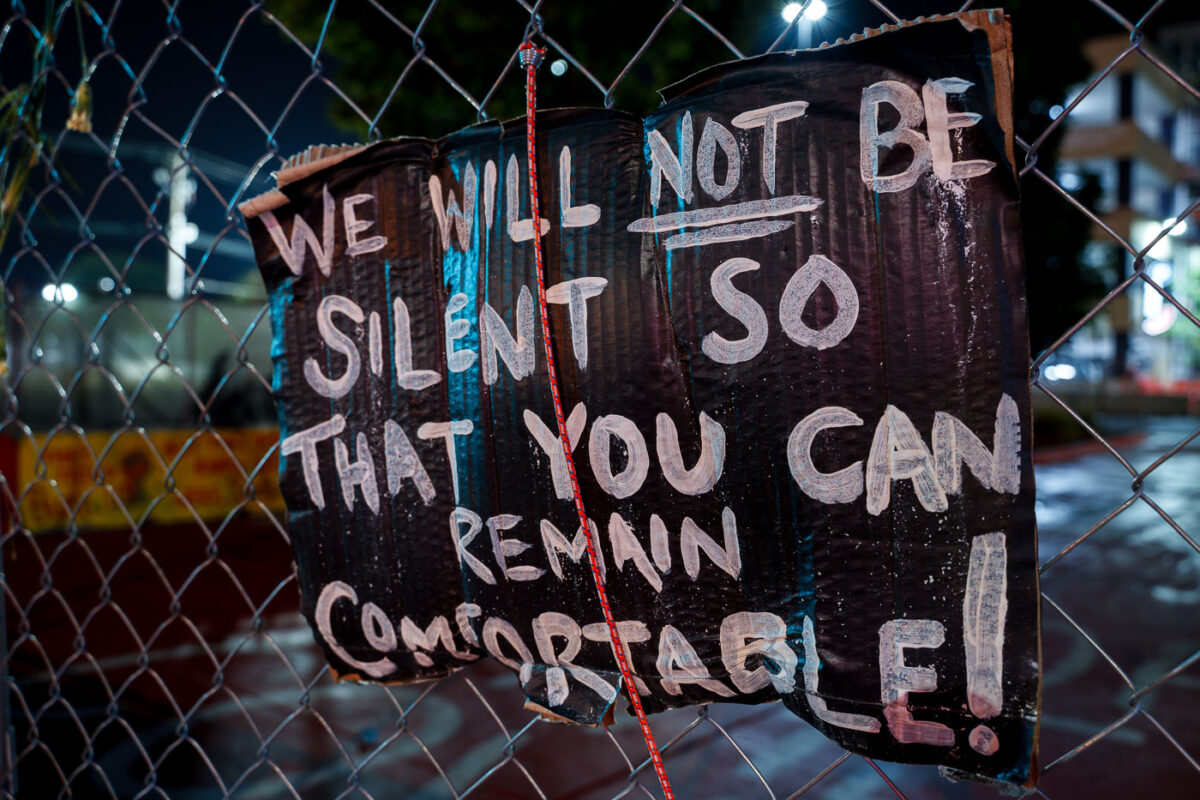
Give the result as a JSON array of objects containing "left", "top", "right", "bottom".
[
  {"left": 813, "top": 9, "right": 1005, "bottom": 48},
  {"left": 958, "top": 9, "right": 1019, "bottom": 181},
  {"left": 658, "top": 9, "right": 1013, "bottom": 102},
  {"left": 276, "top": 143, "right": 370, "bottom": 187},
  {"left": 524, "top": 699, "right": 617, "bottom": 727},
  {"left": 238, "top": 143, "right": 369, "bottom": 219},
  {"left": 238, "top": 188, "right": 290, "bottom": 220},
  {"left": 329, "top": 663, "right": 462, "bottom": 686},
  {"left": 940, "top": 761, "right": 1038, "bottom": 796}
]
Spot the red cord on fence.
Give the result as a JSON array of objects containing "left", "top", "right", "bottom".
[{"left": 519, "top": 41, "right": 675, "bottom": 800}]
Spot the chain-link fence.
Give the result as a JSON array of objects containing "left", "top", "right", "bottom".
[{"left": 1, "top": 0, "right": 1198, "bottom": 797}]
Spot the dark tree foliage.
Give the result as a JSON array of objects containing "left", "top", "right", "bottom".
[
  {"left": 270, "top": 1, "right": 768, "bottom": 138},
  {"left": 271, "top": 0, "right": 1131, "bottom": 357}
]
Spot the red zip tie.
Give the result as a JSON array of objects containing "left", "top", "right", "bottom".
[{"left": 519, "top": 41, "right": 675, "bottom": 800}]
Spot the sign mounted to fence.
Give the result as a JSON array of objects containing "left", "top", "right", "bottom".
[{"left": 241, "top": 9, "right": 1039, "bottom": 788}]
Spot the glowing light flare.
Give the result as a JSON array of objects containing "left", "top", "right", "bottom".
[
  {"left": 41, "top": 283, "right": 78, "bottom": 303},
  {"left": 783, "top": 1, "right": 826, "bottom": 23},
  {"left": 1043, "top": 364, "right": 1077, "bottom": 381}
]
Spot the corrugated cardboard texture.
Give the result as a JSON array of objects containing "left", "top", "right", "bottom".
[{"left": 242, "top": 11, "right": 1038, "bottom": 786}]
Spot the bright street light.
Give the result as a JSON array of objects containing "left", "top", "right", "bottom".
[
  {"left": 784, "top": 1, "right": 827, "bottom": 22},
  {"left": 41, "top": 283, "right": 78, "bottom": 303}
]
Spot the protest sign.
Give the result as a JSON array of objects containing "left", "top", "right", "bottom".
[{"left": 242, "top": 10, "right": 1038, "bottom": 784}]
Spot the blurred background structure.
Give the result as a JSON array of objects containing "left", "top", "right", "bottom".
[
  {"left": 1046, "top": 28, "right": 1200, "bottom": 400},
  {"left": 0, "top": 1, "right": 1197, "bottom": 798}
]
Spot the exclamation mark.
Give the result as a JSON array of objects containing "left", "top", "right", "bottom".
[
  {"left": 368, "top": 311, "right": 384, "bottom": 376},
  {"left": 963, "top": 531, "right": 1007, "bottom": 756}
]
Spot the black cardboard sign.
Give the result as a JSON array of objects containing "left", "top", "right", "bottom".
[{"left": 242, "top": 10, "right": 1039, "bottom": 785}]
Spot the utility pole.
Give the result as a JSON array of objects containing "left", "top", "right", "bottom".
[{"left": 155, "top": 154, "right": 198, "bottom": 300}]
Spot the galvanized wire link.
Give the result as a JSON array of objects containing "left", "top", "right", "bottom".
[{"left": 2, "top": 1, "right": 1199, "bottom": 798}]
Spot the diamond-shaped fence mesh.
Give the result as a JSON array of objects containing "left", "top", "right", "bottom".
[{"left": 0, "top": 0, "right": 1197, "bottom": 797}]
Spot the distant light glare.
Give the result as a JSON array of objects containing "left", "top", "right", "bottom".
[
  {"left": 1048, "top": 104, "right": 1064, "bottom": 120},
  {"left": 99, "top": 276, "right": 116, "bottom": 292},
  {"left": 1043, "top": 364, "right": 1077, "bottom": 381},
  {"left": 41, "top": 283, "right": 78, "bottom": 303},
  {"left": 785, "top": 1, "right": 826, "bottom": 22},
  {"left": 1163, "top": 217, "right": 1187, "bottom": 237},
  {"left": 1149, "top": 261, "right": 1173, "bottom": 286},
  {"left": 1142, "top": 261, "right": 1177, "bottom": 336},
  {"left": 1142, "top": 310, "right": 1177, "bottom": 336},
  {"left": 550, "top": 59, "right": 568, "bottom": 77},
  {"left": 1059, "top": 171, "right": 1083, "bottom": 191}
]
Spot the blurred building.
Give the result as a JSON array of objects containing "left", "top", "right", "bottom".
[{"left": 1056, "top": 32, "right": 1200, "bottom": 384}]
